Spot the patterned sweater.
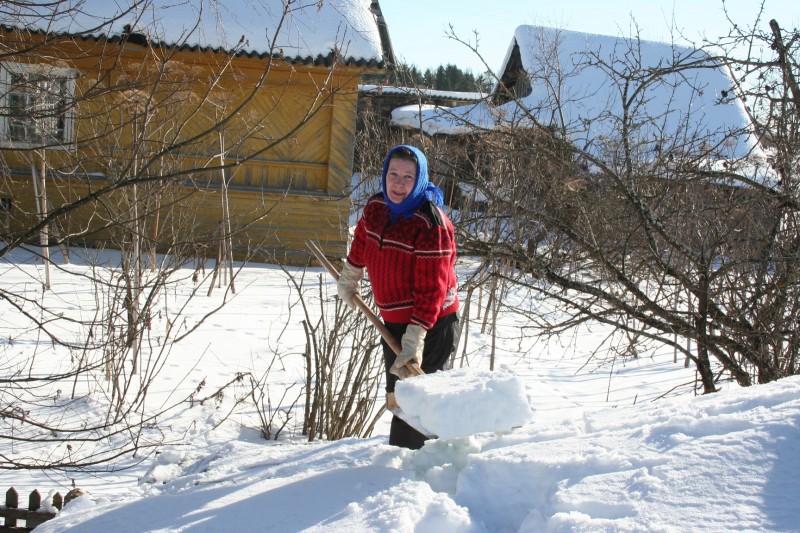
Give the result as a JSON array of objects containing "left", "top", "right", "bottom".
[{"left": 347, "top": 194, "right": 459, "bottom": 329}]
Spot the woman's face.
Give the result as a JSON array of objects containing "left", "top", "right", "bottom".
[{"left": 385, "top": 157, "right": 417, "bottom": 204}]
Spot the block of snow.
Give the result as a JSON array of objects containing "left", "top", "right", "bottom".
[{"left": 394, "top": 367, "right": 534, "bottom": 439}]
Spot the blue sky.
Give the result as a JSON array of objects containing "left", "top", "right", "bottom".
[{"left": 379, "top": 0, "right": 799, "bottom": 73}]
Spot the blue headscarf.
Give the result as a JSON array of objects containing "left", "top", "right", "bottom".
[{"left": 381, "top": 145, "right": 444, "bottom": 223}]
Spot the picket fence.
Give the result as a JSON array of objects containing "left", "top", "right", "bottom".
[{"left": 0, "top": 487, "right": 68, "bottom": 532}]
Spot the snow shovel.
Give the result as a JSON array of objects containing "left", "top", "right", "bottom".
[{"left": 305, "top": 240, "right": 434, "bottom": 437}]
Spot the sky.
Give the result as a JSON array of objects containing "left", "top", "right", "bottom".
[
  {"left": 379, "top": 0, "right": 800, "bottom": 73},
  {"left": 4, "top": 239, "right": 799, "bottom": 532}
]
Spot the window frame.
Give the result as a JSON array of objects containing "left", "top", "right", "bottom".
[{"left": 0, "top": 62, "right": 77, "bottom": 151}]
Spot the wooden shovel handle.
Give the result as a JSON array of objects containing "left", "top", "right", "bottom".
[
  {"left": 306, "top": 240, "right": 403, "bottom": 356},
  {"left": 404, "top": 362, "right": 424, "bottom": 376}
]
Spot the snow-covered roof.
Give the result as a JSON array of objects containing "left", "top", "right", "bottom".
[
  {"left": 1, "top": 0, "right": 389, "bottom": 66},
  {"left": 392, "top": 25, "right": 758, "bottom": 161}
]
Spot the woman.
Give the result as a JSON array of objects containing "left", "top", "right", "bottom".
[{"left": 337, "top": 144, "right": 459, "bottom": 449}]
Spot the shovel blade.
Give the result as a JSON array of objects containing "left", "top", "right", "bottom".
[{"left": 388, "top": 405, "right": 438, "bottom": 439}]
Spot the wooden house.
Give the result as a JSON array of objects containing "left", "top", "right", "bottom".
[
  {"left": 0, "top": 0, "right": 395, "bottom": 265},
  {"left": 391, "top": 25, "right": 755, "bottom": 155},
  {"left": 388, "top": 25, "right": 760, "bottom": 207}
]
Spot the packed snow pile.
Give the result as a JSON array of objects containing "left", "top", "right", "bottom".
[{"left": 394, "top": 367, "right": 534, "bottom": 439}]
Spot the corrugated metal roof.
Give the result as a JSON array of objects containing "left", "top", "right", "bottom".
[{"left": 0, "top": 0, "right": 393, "bottom": 68}]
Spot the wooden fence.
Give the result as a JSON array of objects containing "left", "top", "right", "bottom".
[{"left": 0, "top": 488, "right": 65, "bottom": 532}]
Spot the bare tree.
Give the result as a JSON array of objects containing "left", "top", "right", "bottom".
[
  {"left": 1, "top": 0, "right": 374, "bottom": 469},
  {"left": 423, "top": 16, "right": 799, "bottom": 393},
  {"left": 287, "top": 267, "right": 386, "bottom": 441}
]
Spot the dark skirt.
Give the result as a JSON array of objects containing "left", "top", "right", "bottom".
[{"left": 381, "top": 312, "right": 458, "bottom": 449}]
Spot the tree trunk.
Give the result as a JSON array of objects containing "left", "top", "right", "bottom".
[{"left": 30, "top": 152, "right": 50, "bottom": 290}]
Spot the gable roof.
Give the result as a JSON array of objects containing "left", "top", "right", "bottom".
[
  {"left": 1, "top": 0, "right": 393, "bottom": 67},
  {"left": 392, "top": 25, "right": 758, "bottom": 161}
]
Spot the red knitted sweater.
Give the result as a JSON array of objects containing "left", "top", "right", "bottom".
[{"left": 347, "top": 195, "right": 459, "bottom": 329}]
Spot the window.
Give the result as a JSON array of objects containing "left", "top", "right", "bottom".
[{"left": 0, "top": 62, "right": 76, "bottom": 149}]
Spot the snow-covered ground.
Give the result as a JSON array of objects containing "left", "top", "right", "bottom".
[{"left": 2, "top": 244, "right": 798, "bottom": 532}]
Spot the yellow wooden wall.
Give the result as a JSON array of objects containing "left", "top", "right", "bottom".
[{"left": 0, "top": 28, "right": 366, "bottom": 264}]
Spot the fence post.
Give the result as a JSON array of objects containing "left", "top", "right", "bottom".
[
  {"left": 52, "top": 492, "right": 63, "bottom": 511},
  {"left": 4, "top": 487, "right": 18, "bottom": 529},
  {"left": 25, "top": 489, "right": 49, "bottom": 529}
]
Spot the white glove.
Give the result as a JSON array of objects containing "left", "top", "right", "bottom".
[
  {"left": 390, "top": 324, "right": 426, "bottom": 379},
  {"left": 337, "top": 262, "right": 363, "bottom": 309}
]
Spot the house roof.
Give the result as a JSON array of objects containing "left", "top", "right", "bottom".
[
  {"left": 391, "top": 25, "right": 759, "bottom": 161},
  {"left": 1, "top": 0, "right": 393, "bottom": 68},
  {"left": 360, "top": 84, "right": 485, "bottom": 102}
]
